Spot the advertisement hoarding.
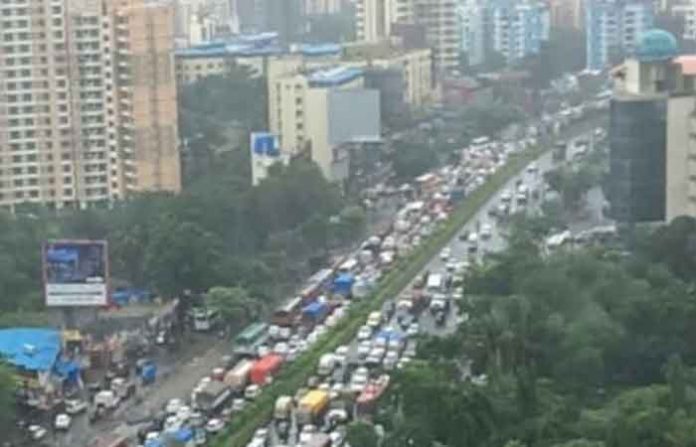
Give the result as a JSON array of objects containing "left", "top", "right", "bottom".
[{"left": 43, "top": 240, "right": 109, "bottom": 307}]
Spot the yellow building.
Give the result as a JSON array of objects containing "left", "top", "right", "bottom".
[{"left": 0, "top": 0, "right": 180, "bottom": 210}]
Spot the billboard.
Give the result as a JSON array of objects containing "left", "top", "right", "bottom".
[{"left": 43, "top": 240, "right": 109, "bottom": 307}]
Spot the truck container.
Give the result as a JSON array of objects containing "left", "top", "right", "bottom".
[
  {"left": 224, "top": 359, "right": 253, "bottom": 391},
  {"left": 301, "top": 301, "right": 329, "bottom": 327},
  {"left": 249, "top": 354, "right": 283, "bottom": 385},
  {"left": 193, "top": 381, "right": 231, "bottom": 413},
  {"left": 274, "top": 396, "right": 293, "bottom": 420},
  {"left": 297, "top": 390, "right": 330, "bottom": 425}
]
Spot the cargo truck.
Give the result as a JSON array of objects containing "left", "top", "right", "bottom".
[
  {"left": 296, "top": 390, "right": 330, "bottom": 425},
  {"left": 249, "top": 354, "right": 283, "bottom": 385},
  {"left": 224, "top": 359, "right": 253, "bottom": 392},
  {"left": 193, "top": 381, "right": 231, "bottom": 414}
]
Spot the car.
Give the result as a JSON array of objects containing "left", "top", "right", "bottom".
[
  {"left": 278, "top": 326, "right": 291, "bottom": 340},
  {"left": 166, "top": 398, "right": 183, "bottom": 415},
  {"left": 231, "top": 398, "right": 246, "bottom": 413},
  {"left": 357, "top": 342, "right": 371, "bottom": 360},
  {"left": 257, "top": 344, "right": 271, "bottom": 357},
  {"left": 245, "top": 384, "right": 261, "bottom": 400},
  {"left": 205, "top": 418, "right": 225, "bottom": 434},
  {"left": 407, "top": 322, "right": 420, "bottom": 337},
  {"left": 273, "top": 342, "right": 289, "bottom": 357},
  {"left": 330, "top": 429, "right": 346, "bottom": 446},
  {"left": 351, "top": 369, "right": 369, "bottom": 392},
  {"left": 357, "top": 325, "right": 372, "bottom": 341},
  {"left": 253, "top": 427, "right": 269, "bottom": 440},
  {"left": 177, "top": 405, "right": 193, "bottom": 422},
  {"left": 439, "top": 247, "right": 450, "bottom": 261},
  {"left": 480, "top": 224, "right": 492, "bottom": 239},
  {"left": 54, "top": 413, "right": 71, "bottom": 430},
  {"left": 383, "top": 351, "right": 400, "bottom": 371},
  {"left": 286, "top": 347, "right": 299, "bottom": 362},
  {"left": 334, "top": 345, "right": 349, "bottom": 365},
  {"left": 65, "top": 398, "right": 88, "bottom": 415},
  {"left": 28, "top": 425, "right": 47, "bottom": 440}
]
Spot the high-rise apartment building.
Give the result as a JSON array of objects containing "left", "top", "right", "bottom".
[
  {"left": 549, "top": 0, "right": 584, "bottom": 29},
  {"left": 413, "top": 0, "right": 459, "bottom": 73},
  {"left": 355, "top": 0, "right": 457, "bottom": 73},
  {"left": 305, "top": 0, "right": 342, "bottom": 15},
  {"left": 0, "top": 0, "right": 181, "bottom": 211},
  {"left": 355, "top": 0, "right": 412, "bottom": 42},
  {"left": 585, "top": 0, "right": 654, "bottom": 71},
  {"left": 459, "top": 0, "right": 549, "bottom": 68}
]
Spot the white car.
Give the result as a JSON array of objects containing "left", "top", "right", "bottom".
[
  {"left": 357, "top": 341, "right": 371, "bottom": 359},
  {"left": 439, "top": 247, "right": 450, "bottom": 261},
  {"left": 278, "top": 326, "right": 291, "bottom": 340},
  {"left": 54, "top": 413, "right": 72, "bottom": 430},
  {"left": 330, "top": 429, "right": 346, "bottom": 446},
  {"left": 357, "top": 325, "right": 372, "bottom": 341},
  {"left": 257, "top": 344, "right": 271, "bottom": 358},
  {"left": 273, "top": 342, "right": 289, "bottom": 357},
  {"left": 383, "top": 351, "right": 400, "bottom": 371},
  {"left": 334, "top": 345, "right": 349, "bottom": 365},
  {"left": 407, "top": 322, "right": 420, "bottom": 337},
  {"left": 177, "top": 405, "right": 193, "bottom": 422},
  {"left": 166, "top": 398, "right": 183, "bottom": 415},
  {"left": 245, "top": 384, "right": 261, "bottom": 400},
  {"left": 205, "top": 418, "right": 225, "bottom": 434},
  {"left": 351, "top": 370, "right": 369, "bottom": 393},
  {"left": 480, "top": 224, "right": 492, "bottom": 239},
  {"left": 28, "top": 425, "right": 47, "bottom": 440},
  {"left": 65, "top": 398, "right": 88, "bottom": 415},
  {"left": 231, "top": 398, "right": 246, "bottom": 413}
]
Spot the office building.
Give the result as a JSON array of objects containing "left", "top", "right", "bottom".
[
  {"left": 586, "top": 0, "right": 654, "bottom": 71},
  {"left": 608, "top": 29, "right": 696, "bottom": 222},
  {"left": 267, "top": 65, "right": 380, "bottom": 181},
  {"left": 174, "top": 0, "right": 235, "bottom": 46},
  {"left": 0, "top": 0, "right": 180, "bottom": 211}
]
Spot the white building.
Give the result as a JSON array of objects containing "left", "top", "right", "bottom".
[
  {"left": 268, "top": 65, "right": 381, "bottom": 181},
  {"left": 355, "top": 0, "right": 413, "bottom": 42},
  {"left": 490, "top": 1, "right": 550, "bottom": 64},
  {"left": 459, "top": 0, "right": 487, "bottom": 67}
]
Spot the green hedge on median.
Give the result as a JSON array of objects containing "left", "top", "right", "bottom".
[{"left": 214, "top": 146, "right": 545, "bottom": 447}]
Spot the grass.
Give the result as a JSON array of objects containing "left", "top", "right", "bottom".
[{"left": 213, "top": 145, "right": 546, "bottom": 447}]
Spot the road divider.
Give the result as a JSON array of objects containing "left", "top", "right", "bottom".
[{"left": 214, "top": 145, "right": 546, "bottom": 447}]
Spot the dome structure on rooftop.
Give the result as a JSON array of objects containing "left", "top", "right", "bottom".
[{"left": 634, "top": 29, "right": 679, "bottom": 62}]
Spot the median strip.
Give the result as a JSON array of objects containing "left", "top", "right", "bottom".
[{"left": 214, "top": 145, "right": 546, "bottom": 447}]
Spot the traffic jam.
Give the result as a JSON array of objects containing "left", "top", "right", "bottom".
[{"left": 133, "top": 108, "right": 591, "bottom": 447}]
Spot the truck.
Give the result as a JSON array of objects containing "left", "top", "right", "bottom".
[
  {"left": 193, "top": 381, "right": 231, "bottom": 413},
  {"left": 274, "top": 396, "right": 293, "bottom": 420},
  {"left": 249, "top": 354, "right": 283, "bottom": 386},
  {"left": 296, "top": 390, "right": 330, "bottom": 425},
  {"left": 224, "top": 359, "right": 253, "bottom": 391},
  {"left": 317, "top": 353, "right": 336, "bottom": 376},
  {"left": 426, "top": 273, "right": 443, "bottom": 294},
  {"left": 301, "top": 301, "right": 329, "bottom": 328}
]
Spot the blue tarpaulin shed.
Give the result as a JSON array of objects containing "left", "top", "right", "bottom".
[
  {"left": 0, "top": 328, "right": 60, "bottom": 371},
  {"left": 174, "top": 428, "right": 194, "bottom": 442},
  {"left": 54, "top": 359, "right": 80, "bottom": 383}
]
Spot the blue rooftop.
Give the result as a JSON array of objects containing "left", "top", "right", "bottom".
[
  {"left": 0, "top": 328, "right": 61, "bottom": 372},
  {"left": 635, "top": 29, "right": 679, "bottom": 62},
  {"left": 299, "top": 43, "right": 342, "bottom": 57},
  {"left": 308, "top": 67, "right": 363, "bottom": 87}
]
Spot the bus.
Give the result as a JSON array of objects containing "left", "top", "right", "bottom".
[
  {"left": 271, "top": 297, "right": 303, "bottom": 327},
  {"left": 234, "top": 322, "right": 269, "bottom": 355},
  {"left": 300, "top": 268, "right": 334, "bottom": 302},
  {"left": 192, "top": 308, "right": 219, "bottom": 332}
]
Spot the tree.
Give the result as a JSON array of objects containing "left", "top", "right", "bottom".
[
  {"left": 205, "top": 286, "right": 258, "bottom": 330},
  {"left": 346, "top": 421, "right": 380, "bottom": 447},
  {"left": 391, "top": 140, "right": 437, "bottom": 180},
  {"left": 0, "top": 364, "right": 15, "bottom": 435}
]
